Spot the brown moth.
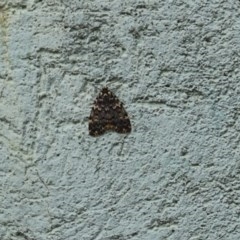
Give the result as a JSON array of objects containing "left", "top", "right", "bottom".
[{"left": 89, "top": 87, "right": 131, "bottom": 136}]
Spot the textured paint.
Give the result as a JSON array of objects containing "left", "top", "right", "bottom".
[{"left": 1, "top": 1, "right": 240, "bottom": 240}]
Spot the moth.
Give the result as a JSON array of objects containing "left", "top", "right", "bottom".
[{"left": 89, "top": 87, "right": 131, "bottom": 136}]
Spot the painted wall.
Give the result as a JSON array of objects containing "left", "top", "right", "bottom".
[{"left": 1, "top": 1, "right": 240, "bottom": 239}]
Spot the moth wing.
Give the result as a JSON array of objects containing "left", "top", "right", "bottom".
[
  {"left": 89, "top": 107, "right": 105, "bottom": 136},
  {"left": 89, "top": 87, "right": 131, "bottom": 136}
]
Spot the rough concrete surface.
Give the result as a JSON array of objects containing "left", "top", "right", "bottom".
[{"left": 0, "top": 0, "right": 240, "bottom": 239}]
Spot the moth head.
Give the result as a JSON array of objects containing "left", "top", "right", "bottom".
[{"left": 101, "top": 87, "right": 109, "bottom": 93}]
